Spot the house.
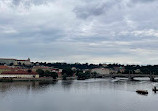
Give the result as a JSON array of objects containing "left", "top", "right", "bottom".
[
  {"left": 0, "top": 71, "right": 39, "bottom": 78},
  {"left": 134, "top": 69, "right": 141, "bottom": 74},
  {"left": 14, "top": 58, "right": 31, "bottom": 66},
  {"left": 113, "top": 66, "right": 125, "bottom": 73},
  {"left": 0, "top": 65, "right": 29, "bottom": 74},
  {"left": 83, "top": 69, "right": 90, "bottom": 73}
]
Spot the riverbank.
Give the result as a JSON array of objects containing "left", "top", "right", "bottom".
[{"left": 0, "top": 77, "right": 77, "bottom": 82}]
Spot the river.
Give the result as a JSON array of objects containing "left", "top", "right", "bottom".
[{"left": 0, "top": 78, "right": 158, "bottom": 111}]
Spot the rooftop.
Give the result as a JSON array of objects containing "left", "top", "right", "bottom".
[
  {"left": 1, "top": 71, "right": 38, "bottom": 75},
  {"left": 0, "top": 58, "right": 30, "bottom": 61},
  {"left": 0, "top": 65, "right": 10, "bottom": 69},
  {"left": 0, "top": 58, "right": 16, "bottom": 60}
]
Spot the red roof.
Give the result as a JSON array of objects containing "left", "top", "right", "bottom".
[
  {"left": 0, "top": 65, "right": 10, "bottom": 69},
  {"left": 33, "top": 66, "right": 51, "bottom": 69},
  {"left": 2, "top": 71, "right": 38, "bottom": 75},
  {"left": 0, "top": 58, "right": 16, "bottom": 60},
  {"left": 17, "top": 60, "right": 29, "bottom": 61}
]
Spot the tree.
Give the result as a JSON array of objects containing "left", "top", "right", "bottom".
[
  {"left": 45, "top": 70, "right": 51, "bottom": 77},
  {"left": 22, "top": 63, "right": 26, "bottom": 67},
  {"left": 36, "top": 69, "right": 44, "bottom": 77},
  {"left": 51, "top": 72, "right": 58, "bottom": 79},
  {"left": 75, "top": 69, "right": 83, "bottom": 77},
  {"left": 62, "top": 73, "right": 67, "bottom": 80},
  {"left": 77, "top": 72, "right": 87, "bottom": 80},
  {"left": 85, "top": 71, "right": 91, "bottom": 79},
  {"left": 27, "top": 69, "right": 32, "bottom": 73},
  {"left": 91, "top": 72, "right": 98, "bottom": 78},
  {"left": 9, "top": 63, "right": 14, "bottom": 66},
  {"left": 62, "top": 68, "right": 73, "bottom": 77},
  {"left": 76, "top": 71, "right": 91, "bottom": 80},
  {"left": 18, "top": 62, "right": 21, "bottom": 66}
]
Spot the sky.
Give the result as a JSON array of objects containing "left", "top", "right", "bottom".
[{"left": 1, "top": 0, "right": 158, "bottom": 64}]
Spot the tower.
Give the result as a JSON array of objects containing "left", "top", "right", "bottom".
[{"left": 27, "top": 58, "right": 30, "bottom": 61}]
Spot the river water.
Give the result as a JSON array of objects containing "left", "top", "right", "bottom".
[{"left": 0, "top": 78, "right": 158, "bottom": 111}]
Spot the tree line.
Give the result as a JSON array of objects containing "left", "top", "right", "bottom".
[
  {"left": 36, "top": 68, "right": 99, "bottom": 80},
  {"left": 34, "top": 62, "right": 158, "bottom": 75}
]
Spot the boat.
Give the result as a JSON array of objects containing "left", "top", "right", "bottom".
[
  {"left": 152, "top": 86, "right": 158, "bottom": 92},
  {"left": 136, "top": 90, "right": 148, "bottom": 95},
  {"left": 111, "top": 78, "right": 120, "bottom": 82}
]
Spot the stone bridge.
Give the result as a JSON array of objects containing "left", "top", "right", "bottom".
[{"left": 103, "top": 74, "right": 158, "bottom": 81}]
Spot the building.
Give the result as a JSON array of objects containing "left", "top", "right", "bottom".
[
  {"left": 83, "top": 69, "right": 90, "bottom": 73},
  {"left": 91, "top": 68, "right": 111, "bottom": 75},
  {"left": 0, "top": 65, "right": 11, "bottom": 74},
  {"left": 134, "top": 69, "right": 141, "bottom": 74},
  {"left": 0, "top": 65, "right": 28, "bottom": 74},
  {"left": 0, "top": 58, "right": 16, "bottom": 65},
  {"left": 14, "top": 58, "right": 31, "bottom": 66},
  {"left": 113, "top": 66, "right": 125, "bottom": 74},
  {"left": 71, "top": 67, "right": 77, "bottom": 71},
  {"left": 101, "top": 64, "right": 108, "bottom": 67},
  {"left": 0, "top": 71, "right": 39, "bottom": 78},
  {"left": 0, "top": 58, "right": 31, "bottom": 66}
]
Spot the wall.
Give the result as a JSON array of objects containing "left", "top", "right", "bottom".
[
  {"left": 14, "top": 61, "right": 31, "bottom": 66},
  {"left": 0, "top": 59, "right": 15, "bottom": 65},
  {"left": 0, "top": 74, "right": 39, "bottom": 78},
  {"left": 0, "top": 69, "right": 11, "bottom": 74}
]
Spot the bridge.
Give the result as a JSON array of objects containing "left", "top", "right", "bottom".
[{"left": 103, "top": 74, "right": 158, "bottom": 81}]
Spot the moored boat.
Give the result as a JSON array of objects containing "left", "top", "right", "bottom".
[{"left": 136, "top": 90, "right": 148, "bottom": 95}]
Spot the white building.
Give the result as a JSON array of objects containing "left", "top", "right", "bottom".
[
  {"left": 91, "top": 68, "right": 111, "bottom": 75},
  {"left": 0, "top": 71, "right": 39, "bottom": 78},
  {"left": 0, "top": 58, "right": 31, "bottom": 66}
]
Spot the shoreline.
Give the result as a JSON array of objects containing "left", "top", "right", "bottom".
[{"left": 0, "top": 77, "right": 77, "bottom": 82}]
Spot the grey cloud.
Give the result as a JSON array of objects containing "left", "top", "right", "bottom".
[
  {"left": 1, "top": 0, "right": 158, "bottom": 64},
  {"left": 131, "top": 0, "right": 156, "bottom": 3},
  {"left": 73, "top": 1, "right": 117, "bottom": 19},
  {"left": 12, "top": 0, "right": 48, "bottom": 6},
  {"left": 74, "top": 5, "right": 105, "bottom": 19}
]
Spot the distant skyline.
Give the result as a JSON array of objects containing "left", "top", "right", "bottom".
[{"left": 1, "top": 0, "right": 158, "bottom": 64}]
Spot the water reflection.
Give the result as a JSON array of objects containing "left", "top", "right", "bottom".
[
  {"left": 61, "top": 80, "right": 73, "bottom": 89},
  {"left": 0, "top": 81, "right": 58, "bottom": 93}
]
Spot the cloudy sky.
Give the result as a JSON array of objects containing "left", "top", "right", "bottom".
[{"left": 1, "top": 0, "right": 158, "bottom": 64}]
